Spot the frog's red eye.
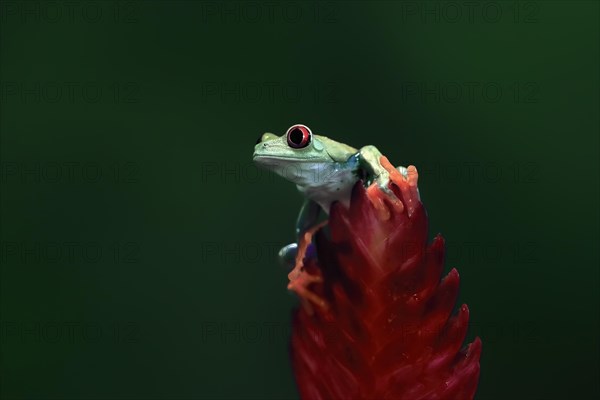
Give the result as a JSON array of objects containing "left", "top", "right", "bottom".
[{"left": 286, "top": 124, "right": 312, "bottom": 149}]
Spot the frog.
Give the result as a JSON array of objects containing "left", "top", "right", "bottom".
[{"left": 253, "top": 124, "right": 409, "bottom": 269}]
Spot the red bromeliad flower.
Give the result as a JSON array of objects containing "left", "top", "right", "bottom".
[{"left": 287, "top": 157, "right": 482, "bottom": 400}]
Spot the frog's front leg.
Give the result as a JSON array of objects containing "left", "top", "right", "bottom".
[
  {"left": 358, "top": 145, "right": 394, "bottom": 193},
  {"left": 358, "top": 145, "right": 418, "bottom": 220},
  {"left": 358, "top": 145, "right": 410, "bottom": 188},
  {"left": 278, "top": 199, "right": 321, "bottom": 269}
]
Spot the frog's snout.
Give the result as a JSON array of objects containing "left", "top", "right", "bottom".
[{"left": 258, "top": 132, "right": 278, "bottom": 144}]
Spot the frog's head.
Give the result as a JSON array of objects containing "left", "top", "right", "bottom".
[
  {"left": 253, "top": 124, "right": 331, "bottom": 164},
  {"left": 253, "top": 124, "right": 337, "bottom": 184}
]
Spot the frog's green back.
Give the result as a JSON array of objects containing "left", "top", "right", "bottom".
[{"left": 314, "top": 135, "right": 358, "bottom": 162}]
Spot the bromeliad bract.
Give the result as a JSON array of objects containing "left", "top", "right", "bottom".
[{"left": 288, "top": 157, "right": 482, "bottom": 400}]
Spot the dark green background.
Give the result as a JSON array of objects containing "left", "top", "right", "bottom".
[{"left": 1, "top": 1, "right": 598, "bottom": 399}]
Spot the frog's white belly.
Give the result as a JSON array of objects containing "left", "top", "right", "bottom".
[{"left": 294, "top": 162, "right": 358, "bottom": 214}]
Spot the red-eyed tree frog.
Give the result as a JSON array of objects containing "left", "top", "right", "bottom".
[{"left": 253, "top": 124, "right": 409, "bottom": 268}]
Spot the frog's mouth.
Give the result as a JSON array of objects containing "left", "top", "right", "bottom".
[{"left": 252, "top": 153, "right": 325, "bottom": 164}]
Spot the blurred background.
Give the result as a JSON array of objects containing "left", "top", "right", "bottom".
[{"left": 1, "top": 1, "right": 598, "bottom": 399}]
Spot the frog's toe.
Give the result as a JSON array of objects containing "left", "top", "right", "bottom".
[
  {"left": 367, "top": 169, "right": 406, "bottom": 220},
  {"left": 279, "top": 243, "right": 301, "bottom": 270},
  {"left": 279, "top": 242, "right": 318, "bottom": 270},
  {"left": 378, "top": 181, "right": 392, "bottom": 194},
  {"left": 397, "top": 166, "right": 408, "bottom": 178},
  {"left": 375, "top": 173, "right": 393, "bottom": 195}
]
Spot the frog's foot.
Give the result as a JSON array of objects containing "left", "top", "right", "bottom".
[
  {"left": 366, "top": 167, "right": 399, "bottom": 221},
  {"left": 287, "top": 220, "right": 328, "bottom": 314},
  {"left": 287, "top": 220, "right": 327, "bottom": 281},
  {"left": 278, "top": 242, "right": 317, "bottom": 271},
  {"left": 397, "top": 166, "right": 409, "bottom": 178},
  {"left": 366, "top": 156, "right": 420, "bottom": 220},
  {"left": 278, "top": 243, "right": 298, "bottom": 270},
  {"left": 288, "top": 272, "right": 326, "bottom": 315}
]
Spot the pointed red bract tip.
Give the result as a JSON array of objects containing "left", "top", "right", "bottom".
[{"left": 288, "top": 161, "right": 481, "bottom": 399}]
